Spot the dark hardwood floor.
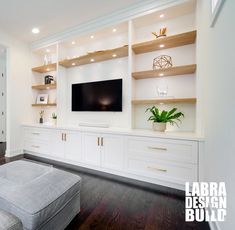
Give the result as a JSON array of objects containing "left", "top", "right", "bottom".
[{"left": 0, "top": 155, "right": 210, "bottom": 230}]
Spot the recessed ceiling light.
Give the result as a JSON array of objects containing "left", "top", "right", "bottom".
[
  {"left": 90, "top": 58, "right": 95, "bottom": 62},
  {"left": 112, "top": 28, "right": 117, "bottom": 32},
  {"left": 71, "top": 41, "right": 76, "bottom": 45},
  {"left": 159, "top": 44, "right": 165, "bottom": 48},
  {"left": 160, "top": 14, "right": 165, "bottom": 18},
  {"left": 112, "top": 54, "right": 117, "bottom": 58},
  {"left": 46, "top": 49, "right": 50, "bottom": 53},
  {"left": 32, "top": 28, "right": 40, "bottom": 34},
  {"left": 90, "top": 35, "right": 94, "bottom": 39},
  {"left": 159, "top": 73, "right": 164, "bottom": 76},
  {"left": 72, "top": 63, "right": 76, "bottom": 66}
]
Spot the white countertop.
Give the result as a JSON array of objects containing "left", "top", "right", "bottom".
[{"left": 22, "top": 123, "right": 204, "bottom": 141}]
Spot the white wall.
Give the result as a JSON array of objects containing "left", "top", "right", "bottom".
[
  {"left": 0, "top": 29, "right": 32, "bottom": 156},
  {"left": 197, "top": 0, "right": 235, "bottom": 229}
]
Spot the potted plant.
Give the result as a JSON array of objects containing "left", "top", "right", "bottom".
[
  {"left": 145, "top": 106, "right": 184, "bottom": 132},
  {"left": 51, "top": 113, "right": 57, "bottom": 126},
  {"left": 39, "top": 110, "right": 44, "bottom": 124}
]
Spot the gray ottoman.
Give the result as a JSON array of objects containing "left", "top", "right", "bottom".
[
  {"left": 0, "top": 160, "right": 81, "bottom": 230},
  {"left": 0, "top": 210, "right": 23, "bottom": 230}
]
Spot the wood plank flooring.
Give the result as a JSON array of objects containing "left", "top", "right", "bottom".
[{"left": 0, "top": 155, "right": 210, "bottom": 230}]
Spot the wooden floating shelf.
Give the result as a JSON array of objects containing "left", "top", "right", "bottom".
[
  {"left": 32, "top": 103, "right": 57, "bottom": 107},
  {"left": 32, "top": 84, "right": 57, "bottom": 90},
  {"left": 132, "top": 98, "right": 196, "bottom": 105},
  {"left": 132, "top": 64, "right": 196, "bottom": 80},
  {"left": 32, "top": 63, "right": 57, "bottom": 73},
  {"left": 132, "top": 31, "right": 196, "bottom": 54},
  {"left": 59, "top": 45, "right": 128, "bottom": 68}
]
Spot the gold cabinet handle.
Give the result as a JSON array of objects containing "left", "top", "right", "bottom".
[
  {"left": 64, "top": 133, "right": 67, "bottom": 142},
  {"left": 101, "top": 137, "right": 103, "bottom": 146},
  {"left": 31, "top": 145, "right": 40, "bottom": 148},
  {"left": 148, "top": 146, "right": 167, "bottom": 151},
  {"left": 147, "top": 166, "right": 167, "bottom": 172},
  {"left": 97, "top": 137, "right": 100, "bottom": 146},
  {"left": 62, "top": 133, "right": 64, "bottom": 141}
]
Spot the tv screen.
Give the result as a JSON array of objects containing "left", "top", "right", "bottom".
[{"left": 72, "top": 79, "right": 122, "bottom": 111}]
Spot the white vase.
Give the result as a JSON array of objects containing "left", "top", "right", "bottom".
[
  {"left": 52, "top": 119, "right": 57, "bottom": 126},
  {"left": 153, "top": 122, "right": 166, "bottom": 132}
]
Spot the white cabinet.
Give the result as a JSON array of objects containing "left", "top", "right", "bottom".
[
  {"left": 101, "top": 134, "right": 124, "bottom": 170},
  {"left": 82, "top": 132, "right": 101, "bottom": 166},
  {"left": 50, "top": 130, "right": 65, "bottom": 158},
  {"left": 82, "top": 132, "right": 124, "bottom": 169}
]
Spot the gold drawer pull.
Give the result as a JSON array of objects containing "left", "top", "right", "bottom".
[
  {"left": 31, "top": 145, "right": 40, "bottom": 148},
  {"left": 148, "top": 146, "right": 167, "bottom": 151},
  {"left": 147, "top": 166, "right": 167, "bottom": 172}
]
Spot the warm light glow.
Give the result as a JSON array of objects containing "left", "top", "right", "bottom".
[
  {"left": 71, "top": 41, "right": 76, "bottom": 45},
  {"left": 46, "top": 68, "right": 50, "bottom": 71},
  {"left": 159, "top": 44, "right": 165, "bottom": 48},
  {"left": 90, "top": 35, "right": 94, "bottom": 39},
  {"left": 46, "top": 87, "right": 50, "bottom": 90},
  {"left": 32, "top": 28, "right": 40, "bottom": 34},
  {"left": 160, "top": 14, "right": 165, "bottom": 18},
  {"left": 72, "top": 63, "right": 76, "bottom": 66},
  {"left": 159, "top": 73, "right": 164, "bottom": 76},
  {"left": 90, "top": 58, "right": 95, "bottom": 62},
  {"left": 112, "top": 54, "right": 117, "bottom": 58},
  {"left": 112, "top": 28, "right": 117, "bottom": 32}
]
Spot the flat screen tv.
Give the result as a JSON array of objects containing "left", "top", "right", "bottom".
[{"left": 72, "top": 79, "right": 122, "bottom": 111}]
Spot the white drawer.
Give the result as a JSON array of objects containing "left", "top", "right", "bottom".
[
  {"left": 126, "top": 157, "right": 197, "bottom": 184},
  {"left": 126, "top": 136, "right": 198, "bottom": 164},
  {"left": 24, "top": 128, "right": 50, "bottom": 142},
  {"left": 24, "top": 139, "right": 49, "bottom": 154}
]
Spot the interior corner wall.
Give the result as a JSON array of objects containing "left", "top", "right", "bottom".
[
  {"left": 196, "top": 0, "right": 235, "bottom": 229},
  {"left": 0, "top": 29, "right": 32, "bottom": 156}
]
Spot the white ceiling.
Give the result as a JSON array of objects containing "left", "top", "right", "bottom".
[{"left": 0, "top": 0, "right": 143, "bottom": 43}]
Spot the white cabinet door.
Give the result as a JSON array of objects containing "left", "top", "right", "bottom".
[
  {"left": 50, "top": 130, "right": 65, "bottom": 158},
  {"left": 65, "top": 131, "right": 82, "bottom": 162},
  {"left": 101, "top": 134, "right": 124, "bottom": 170},
  {"left": 82, "top": 132, "right": 101, "bottom": 166}
]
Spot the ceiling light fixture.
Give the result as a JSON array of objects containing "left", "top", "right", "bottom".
[
  {"left": 112, "top": 28, "right": 117, "bottom": 32},
  {"left": 90, "top": 35, "right": 94, "bottom": 39},
  {"left": 32, "top": 28, "right": 40, "bottom": 34},
  {"left": 160, "top": 14, "right": 165, "bottom": 18}
]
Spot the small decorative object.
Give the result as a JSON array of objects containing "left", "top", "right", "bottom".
[
  {"left": 36, "top": 94, "right": 48, "bottom": 104},
  {"left": 51, "top": 113, "right": 57, "bottom": 126},
  {"left": 153, "top": 55, "right": 172, "bottom": 69},
  {"left": 145, "top": 106, "right": 184, "bottom": 132},
  {"left": 39, "top": 110, "right": 44, "bottom": 124},
  {"left": 152, "top": 27, "right": 167, "bottom": 39},
  {"left": 44, "top": 75, "right": 54, "bottom": 85},
  {"left": 157, "top": 84, "right": 168, "bottom": 97},
  {"left": 43, "top": 55, "right": 48, "bottom": 65}
]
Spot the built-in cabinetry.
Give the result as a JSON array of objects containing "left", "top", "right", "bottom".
[{"left": 23, "top": 124, "right": 201, "bottom": 190}]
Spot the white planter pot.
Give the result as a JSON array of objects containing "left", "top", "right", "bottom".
[
  {"left": 153, "top": 122, "right": 167, "bottom": 132},
  {"left": 51, "top": 119, "right": 57, "bottom": 126}
]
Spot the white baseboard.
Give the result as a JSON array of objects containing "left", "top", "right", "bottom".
[{"left": 5, "top": 149, "right": 23, "bottom": 157}]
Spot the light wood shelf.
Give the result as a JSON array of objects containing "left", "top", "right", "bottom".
[
  {"left": 32, "top": 84, "right": 57, "bottom": 90},
  {"left": 59, "top": 45, "right": 128, "bottom": 68},
  {"left": 32, "top": 63, "right": 57, "bottom": 73},
  {"left": 32, "top": 103, "right": 57, "bottom": 107},
  {"left": 132, "top": 31, "right": 196, "bottom": 54},
  {"left": 132, "top": 98, "right": 196, "bottom": 105},
  {"left": 132, "top": 64, "right": 196, "bottom": 79}
]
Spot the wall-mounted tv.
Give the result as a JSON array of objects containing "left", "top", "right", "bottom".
[{"left": 72, "top": 79, "right": 122, "bottom": 112}]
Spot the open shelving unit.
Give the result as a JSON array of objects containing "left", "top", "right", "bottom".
[
  {"left": 32, "top": 84, "right": 57, "bottom": 90},
  {"left": 132, "top": 31, "right": 196, "bottom": 54},
  {"left": 32, "top": 63, "right": 57, "bottom": 73},
  {"left": 132, "top": 98, "right": 196, "bottom": 105},
  {"left": 59, "top": 45, "right": 128, "bottom": 68},
  {"left": 32, "top": 103, "right": 57, "bottom": 107},
  {"left": 132, "top": 64, "right": 196, "bottom": 79}
]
